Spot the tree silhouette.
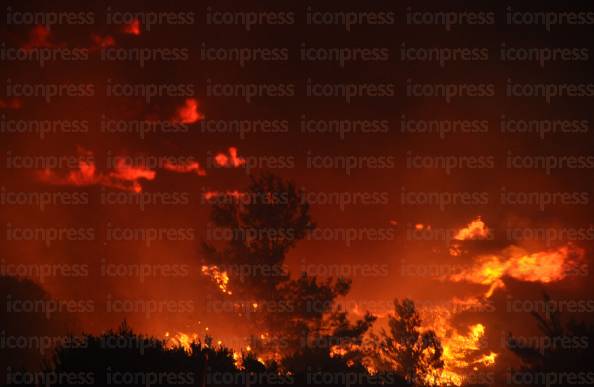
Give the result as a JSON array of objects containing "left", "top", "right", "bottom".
[
  {"left": 47, "top": 321, "right": 239, "bottom": 387},
  {"left": 202, "top": 173, "right": 313, "bottom": 297},
  {"left": 42, "top": 321, "right": 408, "bottom": 387},
  {"left": 372, "top": 299, "right": 444, "bottom": 385},
  {"left": 0, "top": 275, "right": 74, "bottom": 383},
  {"left": 201, "top": 173, "right": 375, "bottom": 360},
  {"left": 507, "top": 293, "right": 594, "bottom": 386}
]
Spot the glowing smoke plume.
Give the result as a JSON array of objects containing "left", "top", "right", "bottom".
[
  {"left": 163, "top": 160, "right": 206, "bottom": 176},
  {"left": 174, "top": 98, "right": 203, "bottom": 124},
  {"left": 215, "top": 147, "right": 245, "bottom": 168},
  {"left": 447, "top": 245, "right": 585, "bottom": 297}
]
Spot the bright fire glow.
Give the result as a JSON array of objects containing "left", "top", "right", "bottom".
[
  {"left": 453, "top": 217, "right": 490, "bottom": 240},
  {"left": 448, "top": 245, "right": 584, "bottom": 297},
  {"left": 201, "top": 265, "right": 232, "bottom": 295},
  {"left": 164, "top": 329, "right": 250, "bottom": 370},
  {"left": 421, "top": 301, "right": 496, "bottom": 386},
  {"left": 164, "top": 331, "right": 198, "bottom": 352}
]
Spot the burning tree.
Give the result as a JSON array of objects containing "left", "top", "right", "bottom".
[
  {"left": 202, "top": 173, "right": 312, "bottom": 298},
  {"left": 201, "top": 173, "right": 376, "bottom": 364},
  {"left": 372, "top": 298, "right": 444, "bottom": 385}
]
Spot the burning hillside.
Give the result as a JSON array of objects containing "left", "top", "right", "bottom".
[{"left": 2, "top": 1, "right": 594, "bottom": 386}]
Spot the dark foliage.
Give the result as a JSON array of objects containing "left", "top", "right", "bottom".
[
  {"left": 507, "top": 293, "right": 594, "bottom": 387},
  {"left": 7, "top": 322, "right": 409, "bottom": 387}
]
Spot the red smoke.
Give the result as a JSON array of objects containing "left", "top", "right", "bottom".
[
  {"left": 174, "top": 98, "right": 203, "bottom": 124},
  {"left": 90, "top": 34, "right": 116, "bottom": 49},
  {"left": 38, "top": 150, "right": 156, "bottom": 193},
  {"left": 163, "top": 160, "right": 206, "bottom": 176},
  {"left": 215, "top": 147, "right": 245, "bottom": 167},
  {"left": 0, "top": 98, "right": 23, "bottom": 109},
  {"left": 22, "top": 25, "right": 58, "bottom": 49},
  {"left": 122, "top": 19, "right": 141, "bottom": 36}
]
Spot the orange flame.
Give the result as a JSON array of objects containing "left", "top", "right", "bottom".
[
  {"left": 453, "top": 217, "right": 490, "bottom": 240},
  {"left": 165, "top": 329, "right": 262, "bottom": 370},
  {"left": 421, "top": 302, "right": 497, "bottom": 386},
  {"left": 164, "top": 331, "right": 198, "bottom": 353},
  {"left": 448, "top": 245, "right": 584, "bottom": 297},
  {"left": 201, "top": 265, "right": 232, "bottom": 295}
]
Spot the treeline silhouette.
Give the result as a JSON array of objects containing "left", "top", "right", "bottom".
[
  {"left": 5, "top": 319, "right": 408, "bottom": 387},
  {"left": 3, "top": 174, "right": 594, "bottom": 386},
  {"left": 4, "top": 291, "right": 594, "bottom": 387}
]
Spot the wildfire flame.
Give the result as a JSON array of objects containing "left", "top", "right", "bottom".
[
  {"left": 421, "top": 302, "right": 497, "bottom": 386},
  {"left": 169, "top": 219, "right": 580, "bottom": 385},
  {"left": 453, "top": 217, "right": 490, "bottom": 241},
  {"left": 449, "top": 217, "right": 490, "bottom": 256},
  {"left": 201, "top": 265, "right": 232, "bottom": 295},
  {"left": 164, "top": 329, "right": 264, "bottom": 370},
  {"left": 448, "top": 245, "right": 584, "bottom": 297},
  {"left": 164, "top": 331, "right": 198, "bottom": 352}
]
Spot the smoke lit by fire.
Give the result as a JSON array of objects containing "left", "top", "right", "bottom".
[
  {"left": 174, "top": 98, "right": 202, "bottom": 124},
  {"left": 448, "top": 244, "right": 585, "bottom": 297},
  {"left": 122, "top": 19, "right": 141, "bottom": 36},
  {"left": 163, "top": 160, "right": 206, "bottom": 176},
  {"left": 22, "top": 25, "right": 57, "bottom": 49},
  {"left": 0, "top": 98, "right": 23, "bottom": 109},
  {"left": 3, "top": 5, "right": 592, "bottom": 387},
  {"left": 38, "top": 150, "right": 156, "bottom": 193},
  {"left": 215, "top": 147, "right": 245, "bottom": 168}
]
